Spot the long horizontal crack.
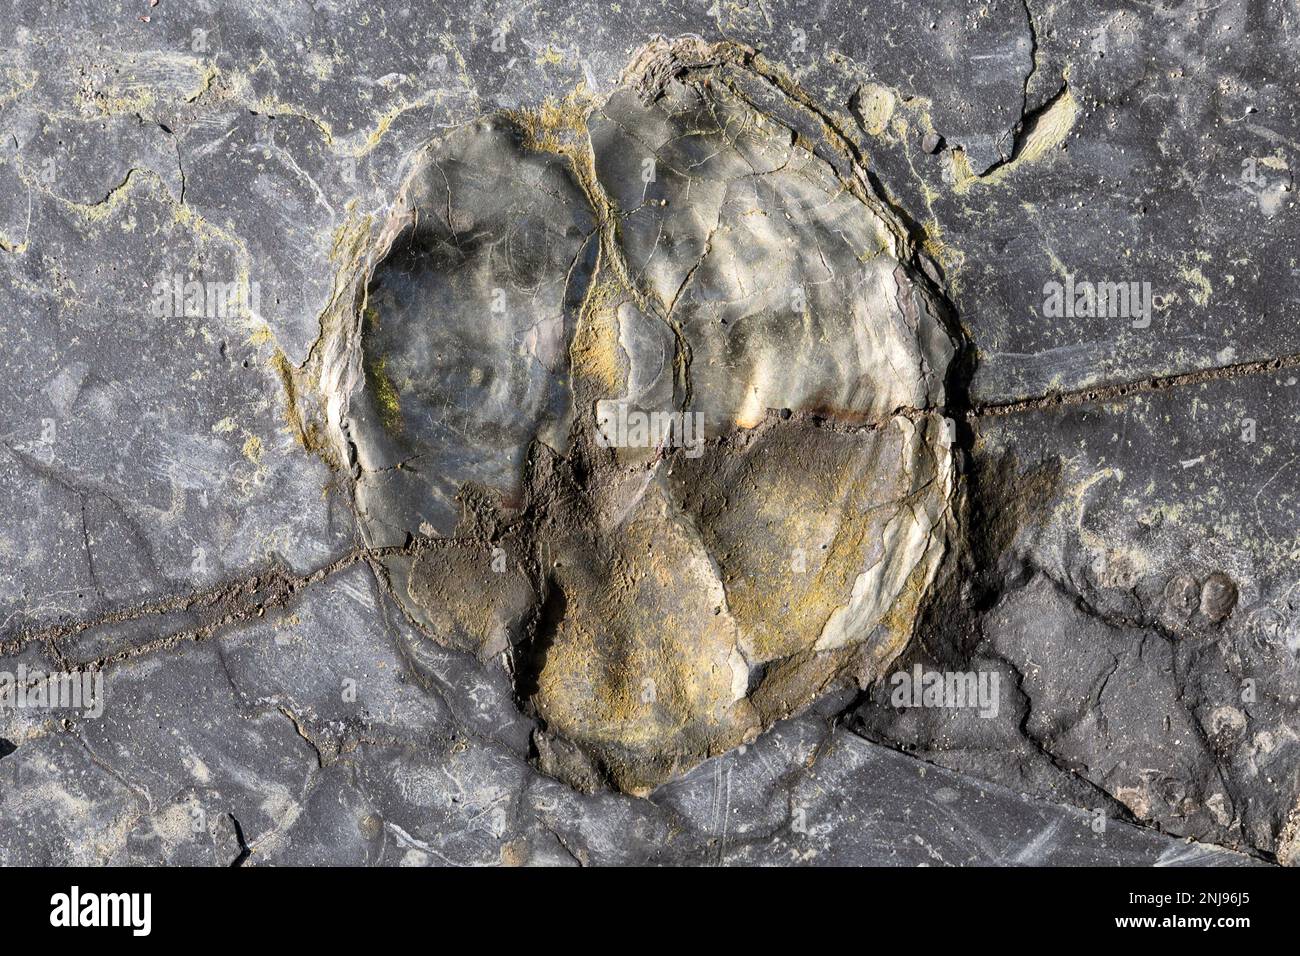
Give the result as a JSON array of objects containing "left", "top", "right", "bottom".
[
  {"left": 972, "top": 350, "right": 1300, "bottom": 418},
  {"left": 0, "top": 539, "right": 455, "bottom": 673}
]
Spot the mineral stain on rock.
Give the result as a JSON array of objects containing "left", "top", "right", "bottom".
[{"left": 324, "top": 39, "right": 965, "bottom": 794}]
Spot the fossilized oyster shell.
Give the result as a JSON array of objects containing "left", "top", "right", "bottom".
[{"left": 325, "top": 41, "right": 962, "bottom": 794}]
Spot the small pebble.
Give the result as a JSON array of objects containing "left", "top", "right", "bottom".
[
  {"left": 1200, "top": 572, "right": 1238, "bottom": 622},
  {"left": 1164, "top": 572, "right": 1199, "bottom": 618}
]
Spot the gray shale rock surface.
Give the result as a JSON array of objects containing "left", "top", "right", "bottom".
[{"left": 0, "top": 0, "right": 1294, "bottom": 866}]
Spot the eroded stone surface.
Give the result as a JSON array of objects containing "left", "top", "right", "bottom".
[
  {"left": 2, "top": 1, "right": 1296, "bottom": 867},
  {"left": 855, "top": 372, "right": 1300, "bottom": 861}
]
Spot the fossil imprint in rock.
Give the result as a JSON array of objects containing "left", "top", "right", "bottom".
[{"left": 322, "top": 40, "right": 963, "bottom": 794}]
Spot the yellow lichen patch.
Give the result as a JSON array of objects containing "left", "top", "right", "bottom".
[
  {"left": 1179, "top": 265, "right": 1213, "bottom": 306},
  {"left": 534, "top": 45, "right": 567, "bottom": 68},
  {"left": 951, "top": 87, "right": 1079, "bottom": 194},
  {"left": 241, "top": 433, "right": 263, "bottom": 464},
  {"left": 569, "top": 275, "right": 629, "bottom": 394},
  {"left": 60, "top": 168, "right": 143, "bottom": 224},
  {"left": 269, "top": 349, "right": 329, "bottom": 460},
  {"left": 922, "top": 227, "right": 966, "bottom": 283},
  {"left": 1277, "top": 796, "right": 1300, "bottom": 866},
  {"left": 505, "top": 85, "right": 597, "bottom": 157},
  {"left": 252, "top": 96, "right": 334, "bottom": 143},
  {"left": 70, "top": 53, "right": 214, "bottom": 116},
  {"left": 0, "top": 66, "right": 38, "bottom": 109},
  {"left": 305, "top": 53, "right": 335, "bottom": 82},
  {"left": 246, "top": 323, "right": 275, "bottom": 347},
  {"left": 329, "top": 202, "right": 374, "bottom": 269},
  {"left": 83, "top": 85, "right": 156, "bottom": 118},
  {"left": 347, "top": 89, "right": 448, "bottom": 158},
  {"left": 365, "top": 353, "right": 403, "bottom": 434},
  {"left": 185, "top": 64, "right": 224, "bottom": 105}
]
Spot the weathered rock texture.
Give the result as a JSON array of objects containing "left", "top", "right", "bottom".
[{"left": 0, "top": 0, "right": 1294, "bottom": 866}]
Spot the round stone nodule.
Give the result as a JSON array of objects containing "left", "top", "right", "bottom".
[
  {"left": 1199, "top": 572, "right": 1238, "bottom": 623},
  {"left": 1164, "top": 572, "right": 1200, "bottom": 621}
]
